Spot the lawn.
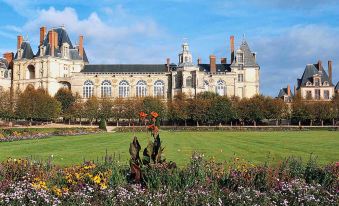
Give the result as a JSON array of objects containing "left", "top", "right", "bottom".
[{"left": 0, "top": 131, "right": 338, "bottom": 166}]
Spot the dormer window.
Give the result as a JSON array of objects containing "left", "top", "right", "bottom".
[
  {"left": 237, "top": 52, "right": 244, "bottom": 64},
  {"left": 306, "top": 81, "right": 312, "bottom": 86},
  {"left": 323, "top": 81, "right": 329, "bottom": 86},
  {"left": 314, "top": 78, "right": 320, "bottom": 87}
]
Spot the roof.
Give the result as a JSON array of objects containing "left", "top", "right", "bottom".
[
  {"left": 14, "top": 41, "right": 34, "bottom": 59},
  {"left": 82, "top": 64, "right": 171, "bottom": 73},
  {"left": 0, "top": 58, "right": 9, "bottom": 69},
  {"left": 35, "top": 27, "right": 89, "bottom": 62},
  {"left": 278, "top": 87, "right": 291, "bottom": 98},
  {"left": 297, "top": 63, "right": 333, "bottom": 89},
  {"left": 335, "top": 82, "right": 339, "bottom": 90},
  {"left": 198, "top": 64, "right": 231, "bottom": 73},
  {"left": 235, "top": 40, "right": 258, "bottom": 66}
]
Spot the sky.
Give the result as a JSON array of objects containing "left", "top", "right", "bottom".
[{"left": 0, "top": 0, "right": 339, "bottom": 96}]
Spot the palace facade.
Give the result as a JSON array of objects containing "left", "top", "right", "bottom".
[
  {"left": 278, "top": 60, "right": 337, "bottom": 102},
  {"left": 0, "top": 26, "right": 260, "bottom": 99}
]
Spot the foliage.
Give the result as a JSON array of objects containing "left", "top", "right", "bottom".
[
  {"left": 16, "top": 86, "right": 61, "bottom": 121},
  {"left": 84, "top": 96, "right": 100, "bottom": 125},
  {"left": 54, "top": 88, "right": 75, "bottom": 114},
  {"left": 0, "top": 155, "right": 337, "bottom": 205},
  {"left": 0, "top": 88, "right": 13, "bottom": 119},
  {"left": 99, "top": 118, "right": 107, "bottom": 131}
]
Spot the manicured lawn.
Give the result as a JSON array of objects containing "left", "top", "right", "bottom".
[{"left": 0, "top": 131, "right": 338, "bottom": 166}]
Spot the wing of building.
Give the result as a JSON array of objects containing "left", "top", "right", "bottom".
[{"left": 4, "top": 26, "right": 260, "bottom": 99}]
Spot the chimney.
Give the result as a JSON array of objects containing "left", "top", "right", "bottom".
[
  {"left": 79, "top": 35, "right": 84, "bottom": 58},
  {"left": 166, "top": 58, "right": 170, "bottom": 72},
  {"left": 318, "top": 60, "right": 322, "bottom": 72},
  {"left": 210, "top": 55, "right": 216, "bottom": 73},
  {"left": 230, "top": 35, "right": 235, "bottom": 63},
  {"left": 197, "top": 57, "right": 202, "bottom": 65},
  {"left": 3, "top": 52, "right": 14, "bottom": 69},
  {"left": 17, "top": 35, "right": 23, "bottom": 50},
  {"left": 328, "top": 60, "right": 332, "bottom": 84},
  {"left": 40, "top": 26, "right": 46, "bottom": 46},
  {"left": 48, "top": 31, "right": 54, "bottom": 56},
  {"left": 221, "top": 57, "right": 227, "bottom": 64},
  {"left": 53, "top": 31, "right": 58, "bottom": 48},
  {"left": 287, "top": 84, "right": 291, "bottom": 96}
]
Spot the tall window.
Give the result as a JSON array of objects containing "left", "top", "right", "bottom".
[
  {"left": 324, "top": 90, "right": 330, "bottom": 100},
  {"left": 306, "top": 91, "right": 312, "bottom": 99},
  {"left": 315, "top": 89, "right": 320, "bottom": 100},
  {"left": 119, "top": 80, "right": 130, "bottom": 98},
  {"left": 154, "top": 80, "right": 165, "bottom": 97},
  {"left": 136, "top": 80, "right": 147, "bottom": 97},
  {"left": 314, "top": 78, "right": 320, "bottom": 87},
  {"left": 186, "top": 76, "right": 192, "bottom": 87},
  {"left": 204, "top": 80, "right": 209, "bottom": 91},
  {"left": 83, "top": 80, "right": 94, "bottom": 98},
  {"left": 101, "top": 80, "right": 112, "bottom": 98},
  {"left": 238, "top": 74, "right": 244, "bottom": 82},
  {"left": 216, "top": 80, "right": 225, "bottom": 96}
]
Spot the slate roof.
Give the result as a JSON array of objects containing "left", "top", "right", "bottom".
[
  {"left": 14, "top": 41, "right": 34, "bottom": 59},
  {"left": 335, "top": 82, "right": 339, "bottom": 90},
  {"left": 82, "top": 64, "right": 171, "bottom": 73},
  {"left": 0, "top": 58, "right": 9, "bottom": 69},
  {"left": 198, "top": 64, "right": 231, "bottom": 73},
  {"left": 236, "top": 40, "right": 258, "bottom": 66},
  {"left": 278, "top": 87, "right": 291, "bottom": 98},
  {"left": 297, "top": 63, "right": 333, "bottom": 89},
  {"left": 34, "top": 27, "right": 88, "bottom": 62}
]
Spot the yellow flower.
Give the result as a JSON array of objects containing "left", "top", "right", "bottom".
[{"left": 52, "top": 186, "right": 62, "bottom": 197}]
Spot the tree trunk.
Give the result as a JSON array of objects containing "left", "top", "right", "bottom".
[
  {"left": 310, "top": 120, "right": 312, "bottom": 126},
  {"left": 253, "top": 120, "right": 256, "bottom": 127},
  {"left": 68, "top": 119, "right": 71, "bottom": 125},
  {"left": 276, "top": 119, "right": 278, "bottom": 126},
  {"left": 184, "top": 120, "right": 187, "bottom": 126},
  {"left": 231, "top": 121, "right": 233, "bottom": 127},
  {"left": 298, "top": 121, "right": 301, "bottom": 127},
  {"left": 79, "top": 118, "right": 82, "bottom": 125},
  {"left": 321, "top": 120, "right": 324, "bottom": 127},
  {"left": 196, "top": 121, "right": 199, "bottom": 126},
  {"left": 333, "top": 119, "right": 335, "bottom": 126}
]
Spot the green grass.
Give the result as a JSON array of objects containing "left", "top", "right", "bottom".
[{"left": 0, "top": 131, "right": 338, "bottom": 166}]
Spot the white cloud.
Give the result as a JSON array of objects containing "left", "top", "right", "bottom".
[
  {"left": 17, "top": 6, "right": 176, "bottom": 64},
  {"left": 251, "top": 24, "right": 339, "bottom": 96}
]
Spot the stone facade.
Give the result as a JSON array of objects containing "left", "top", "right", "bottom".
[{"left": 2, "top": 26, "right": 260, "bottom": 100}]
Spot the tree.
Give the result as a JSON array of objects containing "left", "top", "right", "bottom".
[
  {"left": 112, "top": 98, "right": 126, "bottom": 126},
  {"left": 99, "top": 97, "right": 114, "bottom": 120},
  {"left": 69, "top": 93, "right": 84, "bottom": 125},
  {"left": 291, "top": 98, "right": 311, "bottom": 126},
  {"left": 264, "top": 97, "right": 288, "bottom": 125},
  {"left": 187, "top": 97, "right": 210, "bottom": 126},
  {"left": 54, "top": 88, "right": 75, "bottom": 113},
  {"left": 142, "top": 97, "right": 166, "bottom": 119},
  {"left": 167, "top": 93, "right": 189, "bottom": 126},
  {"left": 208, "top": 96, "right": 234, "bottom": 125},
  {"left": 237, "top": 95, "right": 265, "bottom": 126},
  {"left": 16, "top": 85, "right": 61, "bottom": 122},
  {"left": 311, "top": 102, "right": 335, "bottom": 126},
  {"left": 84, "top": 96, "right": 100, "bottom": 125},
  {"left": 125, "top": 98, "right": 143, "bottom": 126},
  {"left": 0, "top": 88, "right": 14, "bottom": 120}
]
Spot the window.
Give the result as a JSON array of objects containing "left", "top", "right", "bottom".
[
  {"left": 216, "top": 80, "right": 225, "bottom": 96},
  {"left": 237, "top": 53, "right": 244, "bottom": 63},
  {"left": 315, "top": 89, "right": 320, "bottom": 100},
  {"left": 204, "top": 80, "right": 209, "bottom": 91},
  {"left": 323, "top": 81, "right": 329, "bottom": 86},
  {"left": 314, "top": 78, "right": 320, "bottom": 87},
  {"left": 119, "top": 80, "right": 130, "bottom": 98},
  {"left": 324, "top": 90, "right": 330, "bottom": 100},
  {"left": 136, "top": 80, "right": 147, "bottom": 97},
  {"left": 306, "top": 91, "right": 312, "bottom": 99},
  {"left": 83, "top": 80, "right": 94, "bottom": 98},
  {"left": 154, "top": 80, "right": 165, "bottom": 97},
  {"left": 101, "top": 80, "right": 112, "bottom": 98},
  {"left": 238, "top": 74, "right": 244, "bottom": 82},
  {"left": 186, "top": 76, "right": 192, "bottom": 87},
  {"left": 26, "top": 65, "right": 35, "bottom": 79}
]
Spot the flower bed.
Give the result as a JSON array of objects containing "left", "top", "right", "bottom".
[
  {"left": 0, "top": 154, "right": 337, "bottom": 205},
  {"left": 0, "top": 128, "right": 102, "bottom": 142}
]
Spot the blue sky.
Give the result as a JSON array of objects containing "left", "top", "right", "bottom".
[{"left": 1, "top": 0, "right": 339, "bottom": 96}]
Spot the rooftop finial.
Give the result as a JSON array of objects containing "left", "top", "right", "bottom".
[{"left": 242, "top": 33, "right": 246, "bottom": 42}]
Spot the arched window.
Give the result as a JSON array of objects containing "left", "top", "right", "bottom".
[
  {"left": 101, "top": 80, "right": 112, "bottom": 98},
  {"left": 216, "top": 80, "right": 225, "bottom": 96},
  {"left": 119, "top": 80, "right": 130, "bottom": 97},
  {"left": 26, "top": 65, "right": 35, "bottom": 79},
  {"left": 154, "top": 80, "right": 165, "bottom": 97},
  {"left": 204, "top": 80, "right": 209, "bottom": 91},
  {"left": 186, "top": 76, "right": 192, "bottom": 87},
  {"left": 83, "top": 80, "right": 94, "bottom": 98},
  {"left": 136, "top": 80, "right": 147, "bottom": 97}
]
